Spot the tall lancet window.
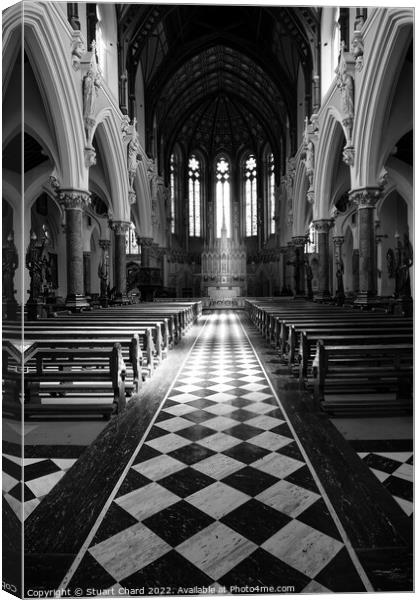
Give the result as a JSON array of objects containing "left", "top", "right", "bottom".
[
  {"left": 170, "top": 154, "right": 176, "bottom": 234},
  {"left": 245, "top": 154, "right": 257, "bottom": 236},
  {"left": 216, "top": 156, "right": 231, "bottom": 238},
  {"left": 188, "top": 154, "right": 201, "bottom": 237},
  {"left": 268, "top": 153, "right": 276, "bottom": 235}
]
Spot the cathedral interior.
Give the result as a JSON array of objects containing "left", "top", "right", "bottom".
[{"left": 2, "top": 2, "right": 414, "bottom": 597}]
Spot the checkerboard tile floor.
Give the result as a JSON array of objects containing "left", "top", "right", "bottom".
[
  {"left": 357, "top": 451, "right": 413, "bottom": 517},
  {"left": 2, "top": 453, "right": 77, "bottom": 521},
  {"left": 67, "top": 312, "right": 368, "bottom": 594}
]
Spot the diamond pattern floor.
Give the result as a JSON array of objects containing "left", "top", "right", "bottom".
[
  {"left": 67, "top": 312, "right": 368, "bottom": 594},
  {"left": 357, "top": 451, "right": 413, "bottom": 517},
  {"left": 3, "top": 453, "right": 77, "bottom": 521}
]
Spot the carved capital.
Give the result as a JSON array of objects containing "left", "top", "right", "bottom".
[
  {"left": 110, "top": 221, "right": 130, "bottom": 235},
  {"left": 313, "top": 219, "right": 334, "bottom": 234},
  {"left": 292, "top": 236, "right": 307, "bottom": 248},
  {"left": 349, "top": 188, "right": 381, "bottom": 209},
  {"left": 333, "top": 236, "right": 345, "bottom": 248},
  {"left": 139, "top": 237, "right": 154, "bottom": 247},
  {"left": 59, "top": 189, "right": 91, "bottom": 210},
  {"left": 99, "top": 239, "right": 111, "bottom": 250}
]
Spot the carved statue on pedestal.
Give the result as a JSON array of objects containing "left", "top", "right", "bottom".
[{"left": 3, "top": 231, "right": 19, "bottom": 304}]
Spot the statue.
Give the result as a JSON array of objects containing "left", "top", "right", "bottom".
[
  {"left": 304, "top": 258, "right": 313, "bottom": 300},
  {"left": 2, "top": 231, "right": 19, "bottom": 303},
  {"left": 82, "top": 49, "right": 100, "bottom": 142},
  {"left": 336, "top": 43, "right": 354, "bottom": 119},
  {"left": 98, "top": 252, "right": 109, "bottom": 300},
  {"left": 335, "top": 258, "right": 345, "bottom": 305},
  {"left": 25, "top": 229, "right": 49, "bottom": 301},
  {"left": 128, "top": 118, "right": 141, "bottom": 191},
  {"left": 395, "top": 234, "right": 413, "bottom": 298}
]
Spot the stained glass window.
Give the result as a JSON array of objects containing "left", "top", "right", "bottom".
[
  {"left": 268, "top": 153, "right": 276, "bottom": 235},
  {"left": 188, "top": 155, "right": 201, "bottom": 237},
  {"left": 216, "top": 157, "right": 231, "bottom": 238},
  {"left": 245, "top": 154, "right": 257, "bottom": 236},
  {"left": 170, "top": 154, "right": 175, "bottom": 234}
]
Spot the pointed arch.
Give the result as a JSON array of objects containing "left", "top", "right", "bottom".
[{"left": 352, "top": 8, "right": 413, "bottom": 188}]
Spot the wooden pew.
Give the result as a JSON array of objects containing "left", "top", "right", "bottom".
[
  {"left": 296, "top": 326, "right": 413, "bottom": 380},
  {"left": 3, "top": 342, "right": 129, "bottom": 420},
  {"left": 312, "top": 340, "right": 413, "bottom": 415}
]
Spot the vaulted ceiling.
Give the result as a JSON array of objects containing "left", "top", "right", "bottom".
[{"left": 117, "top": 4, "right": 320, "bottom": 170}]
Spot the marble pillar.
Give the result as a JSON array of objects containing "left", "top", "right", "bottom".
[
  {"left": 292, "top": 236, "right": 307, "bottom": 296},
  {"left": 352, "top": 249, "right": 360, "bottom": 294},
  {"left": 350, "top": 188, "right": 380, "bottom": 306},
  {"left": 140, "top": 237, "right": 154, "bottom": 268},
  {"left": 58, "top": 190, "right": 90, "bottom": 310},
  {"left": 110, "top": 221, "right": 130, "bottom": 304},
  {"left": 313, "top": 219, "right": 334, "bottom": 300}
]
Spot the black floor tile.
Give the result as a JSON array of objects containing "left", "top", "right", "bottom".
[
  {"left": 220, "top": 499, "right": 291, "bottom": 545},
  {"left": 159, "top": 467, "right": 214, "bottom": 497},
  {"left": 222, "top": 466, "right": 278, "bottom": 497},
  {"left": 146, "top": 426, "right": 169, "bottom": 441},
  {"left": 284, "top": 465, "right": 320, "bottom": 494},
  {"left": 277, "top": 441, "right": 304, "bottom": 461},
  {"left": 228, "top": 409, "right": 258, "bottom": 422},
  {"left": 91, "top": 502, "right": 139, "bottom": 546},
  {"left": 8, "top": 483, "right": 36, "bottom": 502},
  {"left": 315, "top": 547, "right": 366, "bottom": 592},
  {"left": 69, "top": 551, "right": 116, "bottom": 594},
  {"left": 176, "top": 424, "right": 215, "bottom": 441},
  {"left": 224, "top": 423, "right": 265, "bottom": 441},
  {"left": 133, "top": 445, "right": 161, "bottom": 465},
  {"left": 169, "top": 443, "right": 216, "bottom": 465},
  {"left": 383, "top": 476, "right": 413, "bottom": 502},
  {"left": 223, "top": 442, "right": 270, "bottom": 465},
  {"left": 219, "top": 548, "right": 310, "bottom": 591},
  {"left": 297, "top": 498, "right": 342, "bottom": 541},
  {"left": 362, "top": 453, "right": 402, "bottom": 474},
  {"left": 115, "top": 469, "right": 151, "bottom": 498},
  {"left": 270, "top": 422, "right": 294, "bottom": 438},
  {"left": 143, "top": 500, "right": 213, "bottom": 547},
  {"left": 120, "top": 550, "right": 213, "bottom": 590},
  {"left": 182, "top": 409, "right": 214, "bottom": 423},
  {"left": 227, "top": 398, "right": 253, "bottom": 408},
  {"left": 24, "top": 460, "right": 60, "bottom": 482}
]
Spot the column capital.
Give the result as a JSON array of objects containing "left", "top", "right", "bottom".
[
  {"left": 292, "top": 235, "right": 307, "bottom": 247},
  {"left": 349, "top": 187, "right": 381, "bottom": 208},
  {"left": 313, "top": 219, "right": 334, "bottom": 233},
  {"left": 139, "top": 237, "right": 154, "bottom": 247},
  {"left": 332, "top": 235, "right": 345, "bottom": 247},
  {"left": 58, "top": 189, "right": 91, "bottom": 210},
  {"left": 99, "top": 239, "right": 111, "bottom": 250},
  {"left": 110, "top": 220, "right": 130, "bottom": 235}
]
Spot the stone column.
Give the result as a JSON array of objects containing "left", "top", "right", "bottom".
[
  {"left": 333, "top": 235, "right": 345, "bottom": 304},
  {"left": 313, "top": 219, "right": 334, "bottom": 300},
  {"left": 350, "top": 188, "right": 380, "bottom": 306},
  {"left": 58, "top": 189, "right": 90, "bottom": 310},
  {"left": 292, "top": 236, "right": 307, "bottom": 296},
  {"left": 110, "top": 221, "right": 130, "bottom": 304},
  {"left": 83, "top": 251, "right": 91, "bottom": 298}
]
